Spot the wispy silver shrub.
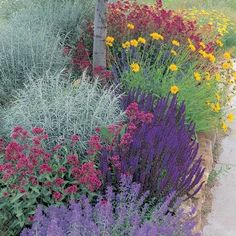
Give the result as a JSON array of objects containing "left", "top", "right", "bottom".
[
  {"left": 0, "top": 72, "right": 124, "bottom": 152},
  {"left": 0, "top": 0, "right": 94, "bottom": 105}
]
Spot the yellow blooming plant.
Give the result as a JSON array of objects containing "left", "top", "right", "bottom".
[
  {"left": 169, "top": 64, "right": 178, "bottom": 72},
  {"left": 106, "top": 36, "right": 115, "bottom": 47},
  {"left": 150, "top": 32, "right": 164, "bottom": 41},
  {"left": 130, "top": 63, "right": 140, "bottom": 73},
  {"left": 127, "top": 23, "right": 135, "bottom": 30},
  {"left": 170, "top": 85, "right": 180, "bottom": 95}
]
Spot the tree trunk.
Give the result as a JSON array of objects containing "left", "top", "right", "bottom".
[{"left": 93, "top": 0, "right": 108, "bottom": 71}]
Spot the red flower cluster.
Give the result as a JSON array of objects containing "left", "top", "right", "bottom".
[
  {"left": 0, "top": 126, "right": 102, "bottom": 202},
  {"left": 107, "top": 0, "right": 200, "bottom": 43}
]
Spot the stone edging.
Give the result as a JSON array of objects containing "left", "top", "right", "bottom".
[{"left": 182, "top": 130, "right": 217, "bottom": 234}]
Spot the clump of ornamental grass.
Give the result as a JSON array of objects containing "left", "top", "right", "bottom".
[
  {"left": 0, "top": 72, "right": 124, "bottom": 153},
  {"left": 0, "top": 126, "right": 102, "bottom": 235},
  {"left": 0, "top": 0, "right": 94, "bottom": 105},
  {"left": 110, "top": 32, "right": 230, "bottom": 132},
  {"left": 21, "top": 175, "right": 199, "bottom": 236},
  {"left": 98, "top": 92, "right": 204, "bottom": 200}
]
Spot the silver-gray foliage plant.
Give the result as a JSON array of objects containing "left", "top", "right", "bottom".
[
  {"left": 0, "top": 0, "right": 94, "bottom": 105},
  {"left": 0, "top": 72, "right": 124, "bottom": 153}
]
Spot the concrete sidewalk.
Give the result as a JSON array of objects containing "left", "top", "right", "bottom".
[{"left": 203, "top": 97, "right": 236, "bottom": 235}]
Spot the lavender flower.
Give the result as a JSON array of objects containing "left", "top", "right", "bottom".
[{"left": 21, "top": 176, "right": 198, "bottom": 236}]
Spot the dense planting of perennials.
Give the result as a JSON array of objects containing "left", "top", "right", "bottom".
[
  {"left": 99, "top": 91, "right": 204, "bottom": 199},
  {"left": 21, "top": 175, "right": 199, "bottom": 236}
]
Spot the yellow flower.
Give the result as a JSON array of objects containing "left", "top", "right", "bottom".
[
  {"left": 170, "top": 85, "right": 180, "bottom": 94},
  {"left": 211, "top": 102, "right": 221, "bottom": 112},
  {"left": 216, "top": 39, "right": 223, "bottom": 47},
  {"left": 137, "top": 37, "right": 146, "bottom": 44},
  {"left": 189, "top": 44, "right": 196, "bottom": 52},
  {"left": 222, "top": 62, "right": 232, "bottom": 70},
  {"left": 122, "top": 41, "right": 131, "bottom": 49},
  {"left": 224, "top": 52, "right": 231, "bottom": 60},
  {"left": 106, "top": 36, "right": 115, "bottom": 46},
  {"left": 205, "top": 72, "right": 211, "bottom": 81},
  {"left": 199, "top": 50, "right": 208, "bottom": 58},
  {"left": 194, "top": 72, "right": 201, "bottom": 81},
  {"left": 169, "top": 64, "right": 178, "bottom": 71},
  {"left": 215, "top": 73, "right": 221, "bottom": 81},
  {"left": 127, "top": 23, "right": 135, "bottom": 30},
  {"left": 199, "top": 42, "right": 206, "bottom": 49},
  {"left": 150, "top": 32, "right": 164, "bottom": 40},
  {"left": 172, "top": 40, "right": 180, "bottom": 47},
  {"left": 130, "top": 63, "right": 140, "bottom": 73},
  {"left": 222, "top": 122, "right": 228, "bottom": 133},
  {"left": 171, "top": 49, "right": 177, "bottom": 56},
  {"left": 207, "top": 53, "right": 216, "bottom": 63},
  {"left": 130, "top": 39, "right": 138, "bottom": 47},
  {"left": 187, "top": 38, "right": 192, "bottom": 44},
  {"left": 227, "top": 113, "right": 235, "bottom": 122},
  {"left": 233, "top": 72, "right": 236, "bottom": 81},
  {"left": 215, "top": 92, "right": 221, "bottom": 101}
]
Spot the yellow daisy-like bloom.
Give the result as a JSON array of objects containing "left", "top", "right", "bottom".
[
  {"left": 194, "top": 72, "right": 201, "bottom": 81},
  {"left": 222, "top": 122, "right": 228, "bottom": 133},
  {"left": 137, "top": 37, "right": 146, "bottom": 44},
  {"left": 211, "top": 102, "right": 221, "bottom": 112},
  {"left": 169, "top": 64, "right": 178, "bottom": 71},
  {"left": 171, "top": 49, "right": 177, "bottom": 56},
  {"left": 105, "top": 36, "right": 115, "bottom": 47},
  {"left": 172, "top": 40, "right": 180, "bottom": 47},
  {"left": 127, "top": 23, "right": 135, "bottom": 30},
  {"left": 227, "top": 113, "right": 235, "bottom": 122},
  {"left": 130, "top": 39, "right": 138, "bottom": 47},
  {"left": 199, "top": 42, "right": 206, "bottom": 49},
  {"left": 222, "top": 62, "right": 232, "bottom": 70},
  {"left": 199, "top": 49, "right": 208, "bottom": 58},
  {"left": 216, "top": 39, "right": 223, "bottom": 47},
  {"left": 189, "top": 44, "right": 196, "bottom": 52},
  {"left": 224, "top": 52, "right": 231, "bottom": 60},
  {"left": 205, "top": 72, "right": 211, "bottom": 81},
  {"left": 207, "top": 53, "right": 216, "bottom": 63},
  {"left": 170, "top": 85, "right": 180, "bottom": 94},
  {"left": 150, "top": 32, "right": 164, "bottom": 40},
  {"left": 122, "top": 41, "right": 131, "bottom": 49},
  {"left": 215, "top": 73, "right": 221, "bottom": 81},
  {"left": 130, "top": 63, "right": 140, "bottom": 73}
]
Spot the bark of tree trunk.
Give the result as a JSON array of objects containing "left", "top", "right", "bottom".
[{"left": 93, "top": 0, "right": 108, "bottom": 71}]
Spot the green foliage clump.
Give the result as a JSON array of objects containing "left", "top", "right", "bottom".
[{"left": 0, "top": 72, "right": 124, "bottom": 153}]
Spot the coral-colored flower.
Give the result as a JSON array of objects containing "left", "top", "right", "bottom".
[{"left": 32, "top": 127, "right": 44, "bottom": 135}]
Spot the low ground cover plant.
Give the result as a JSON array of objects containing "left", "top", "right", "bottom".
[
  {"left": 0, "top": 127, "right": 102, "bottom": 235},
  {"left": 21, "top": 175, "right": 199, "bottom": 236},
  {"left": 0, "top": 73, "right": 124, "bottom": 153}
]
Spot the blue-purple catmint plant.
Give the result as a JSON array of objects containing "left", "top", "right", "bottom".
[
  {"left": 21, "top": 175, "right": 199, "bottom": 236},
  {"left": 99, "top": 91, "right": 204, "bottom": 199}
]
